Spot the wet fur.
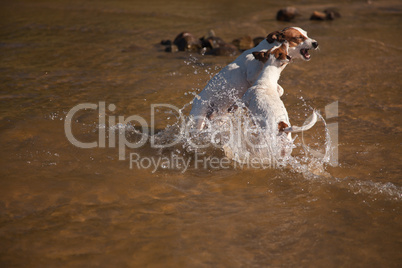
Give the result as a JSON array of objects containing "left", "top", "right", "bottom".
[{"left": 189, "top": 27, "right": 318, "bottom": 130}]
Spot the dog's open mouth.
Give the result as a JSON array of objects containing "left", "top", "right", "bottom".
[{"left": 300, "top": 48, "right": 311, "bottom": 60}]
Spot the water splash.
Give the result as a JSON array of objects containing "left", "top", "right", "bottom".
[
  {"left": 152, "top": 54, "right": 333, "bottom": 174},
  {"left": 97, "top": 55, "right": 401, "bottom": 201},
  {"left": 150, "top": 98, "right": 329, "bottom": 175}
]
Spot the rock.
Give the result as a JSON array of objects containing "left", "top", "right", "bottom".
[
  {"left": 206, "top": 29, "right": 216, "bottom": 38},
  {"left": 311, "top": 8, "right": 341, "bottom": 21},
  {"left": 160, "top": 40, "right": 172, "bottom": 46},
  {"left": 276, "top": 7, "right": 300, "bottom": 22},
  {"left": 310, "top": 11, "right": 327, "bottom": 20},
  {"left": 207, "top": 43, "right": 239, "bottom": 56},
  {"left": 173, "top": 32, "right": 201, "bottom": 51},
  {"left": 164, "top": 45, "right": 178, "bottom": 53},
  {"left": 324, "top": 8, "right": 341, "bottom": 20},
  {"left": 162, "top": 30, "right": 244, "bottom": 56},
  {"left": 200, "top": 36, "right": 226, "bottom": 49},
  {"left": 232, "top": 35, "right": 254, "bottom": 51}
]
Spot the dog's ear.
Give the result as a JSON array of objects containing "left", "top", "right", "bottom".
[
  {"left": 252, "top": 51, "right": 268, "bottom": 63},
  {"left": 266, "top": 30, "right": 285, "bottom": 43}
]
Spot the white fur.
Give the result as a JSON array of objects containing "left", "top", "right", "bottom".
[
  {"left": 242, "top": 47, "right": 318, "bottom": 158},
  {"left": 189, "top": 27, "right": 317, "bottom": 130},
  {"left": 241, "top": 47, "right": 292, "bottom": 141}
]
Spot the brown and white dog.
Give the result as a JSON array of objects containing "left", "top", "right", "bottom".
[
  {"left": 241, "top": 42, "right": 318, "bottom": 158},
  {"left": 189, "top": 27, "right": 318, "bottom": 130}
]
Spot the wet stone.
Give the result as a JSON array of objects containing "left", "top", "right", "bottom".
[{"left": 276, "top": 7, "right": 300, "bottom": 22}]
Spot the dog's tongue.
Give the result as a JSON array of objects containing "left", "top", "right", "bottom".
[{"left": 301, "top": 49, "right": 311, "bottom": 59}]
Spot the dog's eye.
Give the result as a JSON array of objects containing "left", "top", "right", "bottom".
[{"left": 278, "top": 53, "right": 282, "bottom": 57}]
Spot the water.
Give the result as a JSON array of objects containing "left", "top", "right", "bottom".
[{"left": 1, "top": 0, "right": 402, "bottom": 267}]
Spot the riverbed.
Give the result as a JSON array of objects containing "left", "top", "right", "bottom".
[{"left": 0, "top": 0, "right": 401, "bottom": 266}]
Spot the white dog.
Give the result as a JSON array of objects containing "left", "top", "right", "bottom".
[
  {"left": 189, "top": 27, "right": 318, "bottom": 130},
  {"left": 241, "top": 42, "right": 318, "bottom": 158}
]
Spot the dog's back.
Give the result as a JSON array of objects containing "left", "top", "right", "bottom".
[{"left": 189, "top": 39, "right": 276, "bottom": 129}]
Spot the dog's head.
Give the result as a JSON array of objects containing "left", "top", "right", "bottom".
[
  {"left": 252, "top": 42, "right": 291, "bottom": 67},
  {"left": 266, "top": 27, "right": 318, "bottom": 61}
]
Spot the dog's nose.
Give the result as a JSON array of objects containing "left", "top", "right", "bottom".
[{"left": 312, "top": 41, "right": 319, "bottom": 49}]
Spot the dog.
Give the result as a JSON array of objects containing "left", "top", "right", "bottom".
[
  {"left": 241, "top": 42, "right": 318, "bottom": 158},
  {"left": 189, "top": 26, "right": 318, "bottom": 130}
]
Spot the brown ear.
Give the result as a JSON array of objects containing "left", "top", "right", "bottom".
[
  {"left": 252, "top": 51, "right": 268, "bottom": 63},
  {"left": 266, "top": 30, "right": 285, "bottom": 43}
]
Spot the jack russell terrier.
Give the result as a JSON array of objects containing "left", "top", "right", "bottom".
[
  {"left": 241, "top": 42, "right": 318, "bottom": 158},
  {"left": 189, "top": 27, "right": 318, "bottom": 130}
]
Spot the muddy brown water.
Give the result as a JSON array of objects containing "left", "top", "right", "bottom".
[{"left": 1, "top": 0, "right": 401, "bottom": 267}]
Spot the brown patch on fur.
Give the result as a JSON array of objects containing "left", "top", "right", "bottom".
[
  {"left": 278, "top": 121, "right": 289, "bottom": 132},
  {"left": 252, "top": 51, "right": 269, "bottom": 63},
  {"left": 266, "top": 30, "right": 285, "bottom": 44},
  {"left": 271, "top": 43, "right": 289, "bottom": 60},
  {"left": 266, "top": 27, "right": 307, "bottom": 48},
  {"left": 252, "top": 42, "right": 289, "bottom": 63},
  {"left": 281, "top": 27, "right": 307, "bottom": 47}
]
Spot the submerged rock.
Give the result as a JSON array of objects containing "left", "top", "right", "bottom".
[
  {"left": 276, "top": 7, "right": 300, "bottom": 22},
  {"left": 161, "top": 30, "right": 267, "bottom": 56},
  {"left": 200, "top": 36, "right": 226, "bottom": 49},
  {"left": 310, "top": 11, "right": 327, "bottom": 21},
  {"left": 232, "top": 35, "right": 254, "bottom": 51},
  {"left": 164, "top": 45, "right": 178, "bottom": 53},
  {"left": 173, "top": 32, "right": 202, "bottom": 51},
  {"left": 324, "top": 8, "right": 341, "bottom": 20},
  {"left": 310, "top": 8, "right": 341, "bottom": 21},
  {"left": 206, "top": 43, "right": 239, "bottom": 56},
  {"left": 160, "top": 39, "right": 172, "bottom": 46}
]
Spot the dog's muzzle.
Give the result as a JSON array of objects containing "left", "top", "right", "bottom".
[{"left": 300, "top": 41, "right": 318, "bottom": 60}]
